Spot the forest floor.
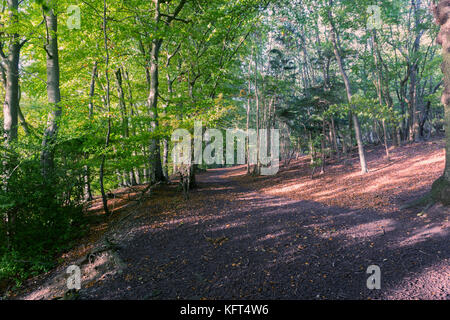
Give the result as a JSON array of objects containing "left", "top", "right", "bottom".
[{"left": 9, "top": 139, "right": 450, "bottom": 300}]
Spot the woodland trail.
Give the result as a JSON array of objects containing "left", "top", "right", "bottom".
[
  {"left": 3, "top": 0, "right": 450, "bottom": 303},
  {"left": 19, "top": 162, "right": 449, "bottom": 300}
]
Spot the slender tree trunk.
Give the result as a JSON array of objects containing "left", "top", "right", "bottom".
[
  {"left": 115, "top": 67, "right": 132, "bottom": 186},
  {"left": 161, "top": 68, "right": 173, "bottom": 180},
  {"left": 328, "top": 2, "right": 368, "bottom": 173},
  {"left": 309, "top": 130, "right": 314, "bottom": 165},
  {"left": 395, "top": 126, "right": 402, "bottom": 147},
  {"left": 84, "top": 62, "right": 97, "bottom": 201},
  {"left": 88, "top": 62, "right": 97, "bottom": 118},
  {"left": 331, "top": 117, "right": 340, "bottom": 159},
  {"left": 409, "top": 64, "right": 419, "bottom": 141},
  {"left": 246, "top": 90, "right": 251, "bottom": 174},
  {"left": 162, "top": 45, "right": 179, "bottom": 180},
  {"left": 372, "top": 30, "right": 391, "bottom": 160},
  {"left": 18, "top": 104, "right": 30, "bottom": 135},
  {"left": 382, "top": 120, "right": 390, "bottom": 161},
  {"left": 122, "top": 67, "right": 138, "bottom": 185},
  {"left": 410, "top": 0, "right": 423, "bottom": 142},
  {"left": 341, "top": 133, "right": 348, "bottom": 156},
  {"left": 320, "top": 119, "right": 326, "bottom": 174},
  {"left": 399, "top": 74, "right": 409, "bottom": 142},
  {"left": 254, "top": 51, "right": 261, "bottom": 175},
  {"left": 99, "top": 0, "right": 112, "bottom": 215},
  {"left": 162, "top": 77, "right": 171, "bottom": 180},
  {"left": 246, "top": 52, "right": 252, "bottom": 175},
  {"left": 41, "top": 2, "right": 62, "bottom": 179},
  {"left": 187, "top": 81, "right": 197, "bottom": 188}
]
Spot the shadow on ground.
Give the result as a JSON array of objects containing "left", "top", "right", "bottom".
[{"left": 72, "top": 167, "right": 449, "bottom": 300}]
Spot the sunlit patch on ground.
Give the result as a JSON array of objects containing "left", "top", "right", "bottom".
[{"left": 234, "top": 140, "right": 445, "bottom": 212}]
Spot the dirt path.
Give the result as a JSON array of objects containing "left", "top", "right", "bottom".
[{"left": 18, "top": 165, "right": 449, "bottom": 300}]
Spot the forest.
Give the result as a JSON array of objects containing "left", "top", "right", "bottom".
[{"left": 0, "top": 0, "right": 449, "bottom": 300}]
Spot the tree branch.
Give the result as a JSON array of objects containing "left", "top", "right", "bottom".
[{"left": 163, "top": 0, "right": 187, "bottom": 24}]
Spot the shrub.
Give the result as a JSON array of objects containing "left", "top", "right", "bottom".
[{"left": 0, "top": 144, "right": 87, "bottom": 288}]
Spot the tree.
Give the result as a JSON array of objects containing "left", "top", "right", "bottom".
[
  {"left": 146, "top": 0, "right": 187, "bottom": 183},
  {"left": 327, "top": 0, "right": 369, "bottom": 173},
  {"left": 431, "top": 0, "right": 450, "bottom": 205},
  {"left": 1, "top": 0, "right": 21, "bottom": 145},
  {"left": 40, "top": 0, "right": 62, "bottom": 179}
]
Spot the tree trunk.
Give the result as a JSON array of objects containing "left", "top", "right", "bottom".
[
  {"left": 41, "top": 2, "right": 62, "bottom": 179},
  {"left": 320, "top": 119, "right": 326, "bottom": 174},
  {"left": 88, "top": 62, "right": 98, "bottom": 118},
  {"left": 2, "top": 31, "right": 20, "bottom": 143},
  {"left": 328, "top": 2, "right": 368, "bottom": 173},
  {"left": 161, "top": 73, "right": 172, "bottom": 180},
  {"left": 84, "top": 62, "right": 97, "bottom": 201},
  {"left": 99, "top": 0, "right": 112, "bottom": 215},
  {"left": 382, "top": 120, "right": 390, "bottom": 161},
  {"left": 162, "top": 46, "right": 178, "bottom": 180},
  {"left": 432, "top": 0, "right": 450, "bottom": 205},
  {"left": 254, "top": 52, "right": 261, "bottom": 175},
  {"left": 145, "top": 0, "right": 186, "bottom": 182},
  {"left": 1, "top": 0, "right": 21, "bottom": 249},
  {"left": 147, "top": 0, "right": 165, "bottom": 183},
  {"left": 331, "top": 117, "right": 340, "bottom": 159},
  {"left": 411, "top": 0, "right": 423, "bottom": 142},
  {"left": 395, "top": 126, "right": 402, "bottom": 147},
  {"left": 372, "top": 30, "right": 391, "bottom": 160},
  {"left": 115, "top": 67, "right": 131, "bottom": 186},
  {"left": 409, "top": 64, "right": 420, "bottom": 142},
  {"left": 123, "top": 67, "right": 138, "bottom": 185},
  {"left": 246, "top": 52, "right": 252, "bottom": 175}
]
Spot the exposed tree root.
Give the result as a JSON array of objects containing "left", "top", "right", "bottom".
[
  {"left": 75, "top": 238, "right": 122, "bottom": 267},
  {"left": 55, "top": 239, "right": 127, "bottom": 300},
  {"left": 399, "top": 193, "right": 434, "bottom": 210}
]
